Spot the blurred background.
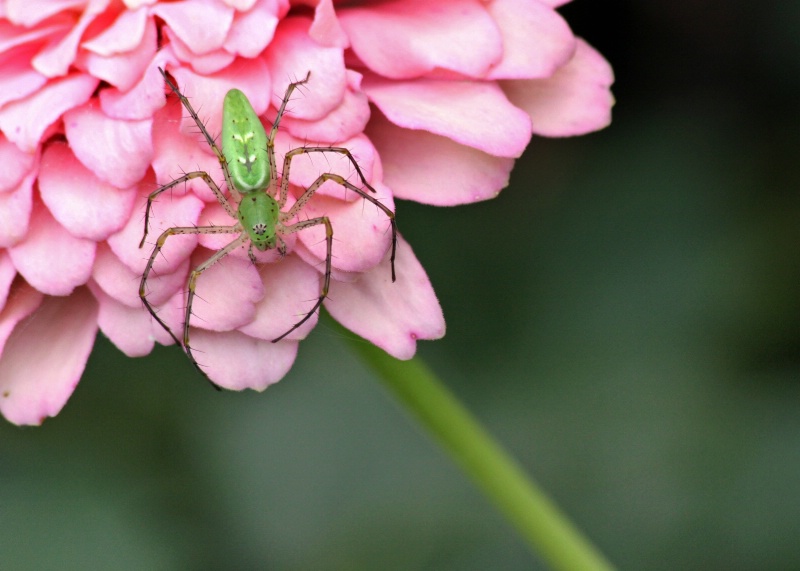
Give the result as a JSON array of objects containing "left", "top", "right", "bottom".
[{"left": 2, "top": 1, "right": 799, "bottom": 569}]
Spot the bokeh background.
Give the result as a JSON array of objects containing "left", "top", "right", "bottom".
[{"left": 3, "top": 1, "right": 799, "bottom": 569}]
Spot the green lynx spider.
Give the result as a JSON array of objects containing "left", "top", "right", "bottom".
[{"left": 139, "top": 68, "right": 397, "bottom": 385}]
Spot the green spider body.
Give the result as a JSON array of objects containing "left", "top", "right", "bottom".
[
  {"left": 222, "top": 88, "right": 270, "bottom": 192},
  {"left": 139, "top": 68, "right": 397, "bottom": 387}
]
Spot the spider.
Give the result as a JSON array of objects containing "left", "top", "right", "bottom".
[{"left": 138, "top": 68, "right": 397, "bottom": 386}]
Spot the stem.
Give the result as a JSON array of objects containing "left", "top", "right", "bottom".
[{"left": 340, "top": 329, "right": 616, "bottom": 571}]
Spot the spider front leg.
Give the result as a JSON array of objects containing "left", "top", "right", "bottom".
[
  {"left": 139, "top": 170, "right": 236, "bottom": 248},
  {"left": 158, "top": 67, "right": 238, "bottom": 203},
  {"left": 280, "top": 160, "right": 398, "bottom": 281},
  {"left": 139, "top": 224, "right": 243, "bottom": 388},
  {"left": 271, "top": 216, "right": 333, "bottom": 343}
]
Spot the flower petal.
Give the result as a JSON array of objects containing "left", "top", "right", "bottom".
[
  {"left": 190, "top": 328, "right": 298, "bottom": 391},
  {"left": 502, "top": 38, "right": 614, "bottom": 137},
  {"left": 366, "top": 111, "right": 514, "bottom": 205},
  {"left": 39, "top": 142, "right": 136, "bottom": 241},
  {"left": 224, "top": 1, "right": 280, "bottom": 57},
  {"left": 64, "top": 101, "right": 153, "bottom": 188},
  {"left": 339, "top": 0, "right": 502, "bottom": 79},
  {"left": 309, "top": 0, "right": 348, "bottom": 49},
  {"left": 0, "top": 46, "right": 48, "bottom": 109},
  {"left": 0, "top": 172, "right": 34, "bottom": 248},
  {"left": 90, "top": 282, "right": 157, "bottom": 357},
  {"left": 281, "top": 70, "right": 370, "bottom": 143},
  {"left": 238, "top": 254, "right": 321, "bottom": 341},
  {"left": 152, "top": 0, "right": 234, "bottom": 55},
  {"left": 81, "top": 6, "right": 147, "bottom": 55},
  {"left": 363, "top": 75, "right": 532, "bottom": 158},
  {"left": 80, "top": 14, "right": 156, "bottom": 91},
  {"left": 189, "top": 247, "right": 265, "bottom": 332},
  {"left": 0, "top": 133, "right": 36, "bottom": 193},
  {"left": 93, "top": 241, "right": 189, "bottom": 308},
  {"left": 0, "top": 252, "right": 17, "bottom": 312},
  {"left": 0, "top": 285, "right": 98, "bottom": 426},
  {"left": 295, "top": 183, "right": 395, "bottom": 274},
  {"left": 264, "top": 16, "right": 347, "bottom": 121},
  {"left": 9, "top": 202, "right": 96, "bottom": 296},
  {"left": 326, "top": 236, "right": 445, "bottom": 360},
  {"left": 0, "top": 73, "right": 98, "bottom": 152},
  {"left": 107, "top": 187, "right": 205, "bottom": 276},
  {"left": 98, "top": 48, "right": 177, "bottom": 120},
  {"left": 31, "top": 0, "right": 107, "bottom": 77},
  {"left": 486, "top": 0, "right": 576, "bottom": 80}
]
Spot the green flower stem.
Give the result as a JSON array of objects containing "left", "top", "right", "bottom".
[{"left": 340, "top": 329, "right": 616, "bottom": 571}]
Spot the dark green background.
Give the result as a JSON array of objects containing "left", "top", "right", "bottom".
[{"left": 3, "top": 2, "right": 799, "bottom": 569}]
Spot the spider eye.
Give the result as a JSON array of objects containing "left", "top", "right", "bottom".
[{"left": 253, "top": 223, "right": 267, "bottom": 235}]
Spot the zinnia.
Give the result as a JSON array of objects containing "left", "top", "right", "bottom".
[{"left": 0, "top": 0, "right": 614, "bottom": 425}]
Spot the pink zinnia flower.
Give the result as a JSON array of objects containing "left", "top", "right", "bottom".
[{"left": 0, "top": 0, "right": 614, "bottom": 425}]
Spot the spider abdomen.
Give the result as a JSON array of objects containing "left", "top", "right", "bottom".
[{"left": 222, "top": 89, "right": 269, "bottom": 192}]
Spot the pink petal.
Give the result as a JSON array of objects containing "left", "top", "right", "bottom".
[
  {"left": 502, "top": 38, "right": 614, "bottom": 137},
  {"left": 168, "top": 57, "right": 271, "bottom": 145},
  {"left": 32, "top": 0, "right": 108, "bottom": 77},
  {"left": 0, "top": 73, "right": 98, "bottom": 152},
  {"left": 164, "top": 27, "right": 235, "bottom": 75},
  {"left": 339, "top": 0, "right": 502, "bottom": 79},
  {"left": 0, "top": 283, "right": 42, "bottom": 355},
  {"left": 108, "top": 188, "right": 205, "bottom": 276},
  {"left": 0, "top": 286, "right": 98, "bottom": 426},
  {"left": 39, "top": 142, "right": 136, "bottom": 241},
  {"left": 222, "top": 0, "right": 258, "bottom": 10},
  {"left": 224, "top": 1, "right": 279, "bottom": 57},
  {"left": 0, "top": 252, "right": 16, "bottom": 311},
  {"left": 5, "top": 0, "right": 85, "bottom": 27},
  {"left": 152, "top": 0, "right": 234, "bottom": 55},
  {"left": 80, "top": 14, "right": 156, "bottom": 91},
  {"left": 190, "top": 328, "right": 298, "bottom": 391},
  {"left": 189, "top": 247, "right": 265, "bottom": 332},
  {"left": 326, "top": 236, "right": 445, "bottom": 360},
  {"left": 366, "top": 111, "right": 515, "bottom": 205},
  {"left": 238, "top": 254, "right": 321, "bottom": 341},
  {"left": 309, "top": 0, "right": 348, "bottom": 48},
  {"left": 0, "top": 47, "right": 48, "bottom": 109},
  {"left": 486, "top": 0, "right": 576, "bottom": 80},
  {"left": 93, "top": 241, "right": 189, "bottom": 308},
  {"left": 264, "top": 16, "right": 347, "bottom": 121},
  {"left": 0, "top": 133, "right": 36, "bottom": 193},
  {"left": 63, "top": 101, "right": 153, "bottom": 188},
  {"left": 90, "top": 282, "right": 157, "bottom": 357},
  {"left": 280, "top": 71, "right": 370, "bottom": 143},
  {"left": 363, "top": 75, "right": 532, "bottom": 158},
  {"left": 81, "top": 6, "right": 147, "bottom": 55},
  {"left": 0, "top": 172, "right": 34, "bottom": 248},
  {"left": 9, "top": 202, "right": 96, "bottom": 296},
  {"left": 98, "top": 48, "right": 178, "bottom": 119},
  {"left": 295, "top": 182, "right": 395, "bottom": 274}
]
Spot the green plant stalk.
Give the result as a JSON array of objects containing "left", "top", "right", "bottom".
[{"left": 340, "top": 330, "right": 616, "bottom": 571}]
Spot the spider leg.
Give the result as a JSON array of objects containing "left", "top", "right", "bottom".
[
  {"left": 140, "top": 171, "right": 236, "bottom": 248},
  {"left": 277, "top": 146, "right": 375, "bottom": 208},
  {"left": 280, "top": 171, "right": 397, "bottom": 281},
  {"left": 158, "top": 68, "right": 238, "bottom": 203},
  {"left": 183, "top": 233, "right": 250, "bottom": 381},
  {"left": 266, "top": 71, "right": 312, "bottom": 188},
  {"left": 139, "top": 223, "right": 241, "bottom": 389},
  {"left": 271, "top": 216, "right": 332, "bottom": 343}
]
